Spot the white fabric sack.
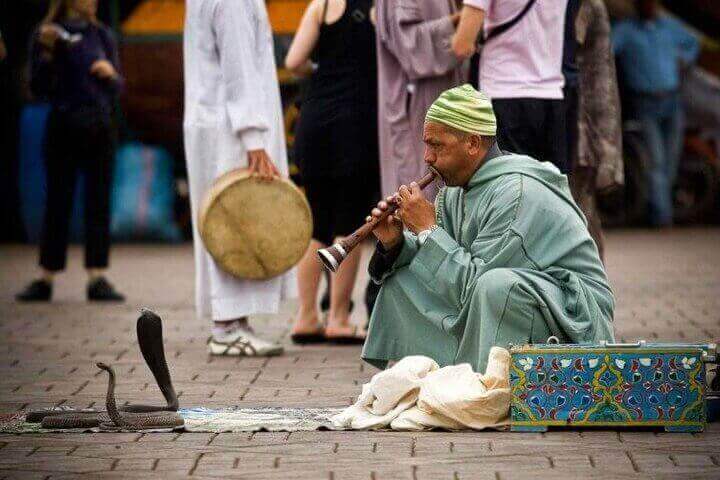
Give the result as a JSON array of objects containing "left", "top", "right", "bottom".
[
  {"left": 331, "top": 356, "right": 438, "bottom": 430},
  {"left": 332, "top": 347, "right": 512, "bottom": 431}
]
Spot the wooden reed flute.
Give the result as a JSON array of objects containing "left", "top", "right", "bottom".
[{"left": 317, "top": 170, "right": 438, "bottom": 272}]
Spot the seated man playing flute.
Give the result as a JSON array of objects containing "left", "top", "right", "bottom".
[{"left": 363, "top": 85, "right": 615, "bottom": 372}]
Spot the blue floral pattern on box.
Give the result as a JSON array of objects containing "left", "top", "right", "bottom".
[{"left": 510, "top": 345, "right": 707, "bottom": 432}]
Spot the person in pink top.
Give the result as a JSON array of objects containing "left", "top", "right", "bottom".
[{"left": 451, "top": 0, "right": 571, "bottom": 173}]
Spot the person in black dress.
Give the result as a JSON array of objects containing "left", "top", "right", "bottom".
[
  {"left": 285, "top": 0, "right": 379, "bottom": 343},
  {"left": 16, "top": 0, "right": 124, "bottom": 302}
]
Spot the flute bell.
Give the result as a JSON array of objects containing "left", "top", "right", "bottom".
[{"left": 317, "top": 243, "right": 348, "bottom": 273}]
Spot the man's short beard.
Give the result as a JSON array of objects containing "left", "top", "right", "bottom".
[{"left": 428, "top": 166, "right": 450, "bottom": 186}]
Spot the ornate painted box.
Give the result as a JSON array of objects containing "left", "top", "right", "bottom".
[{"left": 510, "top": 341, "right": 717, "bottom": 432}]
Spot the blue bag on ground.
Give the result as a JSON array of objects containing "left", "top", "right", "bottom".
[{"left": 111, "top": 142, "right": 181, "bottom": 242}]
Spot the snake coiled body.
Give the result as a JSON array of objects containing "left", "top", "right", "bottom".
[
  {"left": 38, "top": 411, "right": 107, "bottom": 429},
  {"left": 31, "top": 309, "right": 184, "bottom": 430},
  {"left": 96, "top": 362, "right": 184, "bottom": 430}
]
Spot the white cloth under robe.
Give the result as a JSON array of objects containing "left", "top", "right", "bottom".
[
  {"left": 183, "top": 0, "right": 297, "bottom": 321},
  {"left": 331, "top": 347, "right": 512, "bottom": 431}
]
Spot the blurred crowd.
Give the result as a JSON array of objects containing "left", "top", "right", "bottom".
[
  {"left": 284, "top": 0, "right": 718, "bottom": 341},
  {"left": 0, "top": 0, "right": 719, "bottom": 348}
]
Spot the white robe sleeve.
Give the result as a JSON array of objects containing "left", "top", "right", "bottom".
[{"left": 212, "top": 0, "right": 269, "bottom": 151}]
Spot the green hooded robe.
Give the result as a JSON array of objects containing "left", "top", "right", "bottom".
[{"left": 362, "top": 152, "right": 615, "bottom": 372}]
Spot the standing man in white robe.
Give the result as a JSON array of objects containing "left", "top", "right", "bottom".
[{"left": 184, "top": 0, "right": 297, "bottom": 356}]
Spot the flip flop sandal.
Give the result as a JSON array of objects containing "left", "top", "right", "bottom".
[
  {"left": 290, "top": 328, "right": 328, "bottom": 344},
  {"left": 325, "top": 325, "right": 367, "bottom": 345}
]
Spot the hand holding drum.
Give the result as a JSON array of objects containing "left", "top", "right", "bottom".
[
  {"left": 247, "top": 149, "right": 280, "bottom": 181},
  {"left": 317, "top": 171, "right": 437, "bottom": 272}
]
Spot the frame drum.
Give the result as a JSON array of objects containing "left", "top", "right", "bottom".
[{"left": 199, "top": 169, "right": 312, "bottom": 279}]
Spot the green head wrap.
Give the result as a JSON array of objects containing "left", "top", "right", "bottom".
[{"left": 425, "top": 84, "right": 497, "bottom": 136}]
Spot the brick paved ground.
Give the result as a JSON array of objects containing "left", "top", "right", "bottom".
[{"left": 1, "top": 228, "right": 719, "bottom": 479}]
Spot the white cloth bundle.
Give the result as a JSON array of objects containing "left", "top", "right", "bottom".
[{"left": 332, "top": 347, "right": 512, "bottom": 431}]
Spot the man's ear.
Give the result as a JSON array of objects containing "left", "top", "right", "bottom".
[{"left": 467, "top": 134, "right": 483, "bottom": 156}]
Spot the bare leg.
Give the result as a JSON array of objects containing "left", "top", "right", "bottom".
[
  {"left": 325, "top": 237, "right": 364, "bottom": 337},
  {"left": 291, "top": 239, "right": 325, "bottom": 334}
]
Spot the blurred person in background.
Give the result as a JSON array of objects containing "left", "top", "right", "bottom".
[
  {"left": 451, "top": 0, "right": 571, "bottom": 173},
  {"left": 612, "top": 0, "right": 699, "bottom": 227},
  {"left": 375, "top": 0, "right": 463, "bottom": 203},
  {"left": 16, "top": 0, "right": 125, "bottom": 302},
  {"left": 184, "top": 0, "right": 294, "bottom": 356},
  {"left": 285, "top": 0, "right": 378, "bottom": 344},
  {"left": 572, "top": 0, "right": 623, "bottom": 261}
]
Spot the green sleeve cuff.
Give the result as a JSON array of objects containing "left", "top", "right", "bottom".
[
  {"left": 371, "top": 232, "right": 420, "bottom": 283},
  {"left": 392, "top": 231, "right": 420, "bottom": 270},
  {"left": 408, "top": 227, "right": 457, "bottom": 285}
]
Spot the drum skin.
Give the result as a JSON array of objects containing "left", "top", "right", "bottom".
[{"left": 199, "top": 169, "right": 312, "bottom": 279}]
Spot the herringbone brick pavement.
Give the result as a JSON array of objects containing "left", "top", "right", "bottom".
[{"left": 1, "top": 228, "right": 719, "bottom": 479}]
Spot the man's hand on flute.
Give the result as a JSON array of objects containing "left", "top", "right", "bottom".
[
  {"left": 366, "top": 196, "right": 403, "bottom": 250},
  {"left": 395, "top": 182, "right": 436, "bottom": 234},
  {"left": 366, "top": 180, "right": 437, "bottom": 249}
]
